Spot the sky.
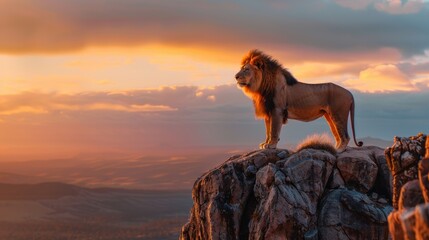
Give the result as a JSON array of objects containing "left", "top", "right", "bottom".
[{"left": 0, "top": 0, "right": 429, "bottom": 161}]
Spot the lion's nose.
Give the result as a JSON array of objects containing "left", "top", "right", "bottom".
[{"left": 235, "top": 74, "right": 240, "bottom": 80}]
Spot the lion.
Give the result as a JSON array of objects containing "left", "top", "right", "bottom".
[{"left": 235, "top": 49, "right": 363, "bottom": 152}]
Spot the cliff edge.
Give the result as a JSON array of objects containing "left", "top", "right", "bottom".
[{"left": 180, "top": 145, "right": 394, "bottom": 239}]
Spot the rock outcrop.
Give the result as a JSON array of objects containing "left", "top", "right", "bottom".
[
  {"left": 181, "top": 146, "right": 393, "bottom": 240},
  {"left": 385, "top": 134, "right": 426, "bottom": 209},
  {"left": 386, "top": 134, "right": 429, "bottom": 240}
]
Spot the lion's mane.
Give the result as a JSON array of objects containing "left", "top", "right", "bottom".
[{"left": 241, "top": 50, "right": 298, "bottom": 118}]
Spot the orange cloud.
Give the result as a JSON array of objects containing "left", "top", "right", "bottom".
[
  {"left": 0, "top": 92, "right": 177, "bottom": 116},
  {"left": 0, "top": 106, "right": 48, "bottom": 115},
  {"left": 412, "top": 76, "right": 429, "bottom": 90},
  {"left": 207, "top": 95, "right": 216, "bottom": 102},
  {"left": 0, "top": 103, "right": 176, "bottom": 115},
  {"left": 343, "top": 64, "right": 417, "bottom": 92},
  {"left": 83, "top": 103, "right": 176, "bottom": 112}
]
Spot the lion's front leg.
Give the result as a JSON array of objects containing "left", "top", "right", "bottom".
[
  {"left": 262, "top": 108, "right": 283, "bottom": 149},
  {"left": 259, "top": 117, "right": 271, "bottom": 149}
]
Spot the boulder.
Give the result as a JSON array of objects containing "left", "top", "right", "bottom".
[
  {"left": 337, "top": 147, "right": 381, "bottom": 193},
  {"left": 249, "top": 149, "right": 335, "bottom": 239},
  {"left": 398, "top": 180, "right": 424, "bottom": 210},
  {"left": 318, "top": 188, "right": 392, "bottom": 240}
]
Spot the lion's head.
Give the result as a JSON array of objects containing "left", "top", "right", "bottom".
[
  {"left": 235, "top": 50, "right": 297, "bottom": 94},
  {"left": 234, "top": 60, "right": 263, "bottom": 93},
  {"left": 235, "top": 50, "right": 298, "bottom": 118}
]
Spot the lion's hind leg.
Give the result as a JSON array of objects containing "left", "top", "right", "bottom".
[
  {"left": 325, "top": 112, "right": 350, "bottom": 152},
  {"left": 328, "top": 112, "right": 350, "bottom": 152},
  {"left": 324, "top": 113, "right": 341, "bottom": 149}
]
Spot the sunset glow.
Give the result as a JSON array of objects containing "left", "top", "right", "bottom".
[{"left": 0, "top": 0, "right": 428, "bottom": 161}]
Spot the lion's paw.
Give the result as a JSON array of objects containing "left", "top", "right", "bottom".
[
  {"left": 262, "top": 143, "right": 277, "bottom": 149},
  {"left": 336, "top": 144, "right": 348, "bottom": 153}
]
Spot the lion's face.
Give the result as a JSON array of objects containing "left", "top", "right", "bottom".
[{"left": 234, "top": 63, "right": 262, "bottom": 92}]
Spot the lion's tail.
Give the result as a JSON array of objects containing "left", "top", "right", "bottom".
[{"left": 350, "top": 100, "right": 363, "bottom": 147}]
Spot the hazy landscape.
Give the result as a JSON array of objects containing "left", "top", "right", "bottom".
[
  {"left": 0, "top": 182, "right": 190, "bottom": 239},
  {"left": 0, "top": 148, "right": 233, "bottom": 239},
  {"left": 0, "top": 138, "right": 390, "bottom": 239}
]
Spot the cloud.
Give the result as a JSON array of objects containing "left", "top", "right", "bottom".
[
  {"left": 343, "top": 64, "right": 417, "bottom": 92},
  {"left": 334, "top": 0, "right": 375, "bottom": 10},
  {"left": 207, "top": 95, "right": 216, "bottom": 102},
  {"left": 0, "top": 103, "right": 176, "bottom": 115},
  {"left": 334, "top": 0, "right": 425, "bottom": 14},
  {"left": 413, "top": 77, "right": 429, "bottom": 90},
  {"left": 0, "top": 0, "right": 428, "bottom": 57},
  {"left": 375, "top": 0, "right": 425, "bottom": 14},
  {"left": 398, "top": 54, "right": 429, "bottom": 75},
  {"left": 288, "top": 47, "right": 401, "bottom": 79},
  {"left": 0, "top": 85, "right": 252, "bottom": 118},
  {"left": 0, "top": 106, "right": 48, "bottom": 115},
  {"left": 82, "top": 103, "right": 176, "bottom": 112},
  {"left": 0, "top": 91, "right": 178, "bottom": 115}
]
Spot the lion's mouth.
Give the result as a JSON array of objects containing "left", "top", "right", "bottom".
[{"left": 237, "top": 82, "right": 249, "bottom": 87}]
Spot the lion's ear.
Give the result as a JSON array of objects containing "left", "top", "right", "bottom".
[{"left": 250, "top": 56, "right": 264, "bottom": 70}]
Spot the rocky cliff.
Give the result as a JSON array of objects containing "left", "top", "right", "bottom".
[
  {"left": 180, "top": 145, "right": 394, "bottom": 240},
  {"left": 386, "top": 134, "right": 429, "bottom": 239}
]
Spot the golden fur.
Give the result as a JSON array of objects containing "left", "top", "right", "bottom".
[
  {"left": 295, "top": 134, "right": 337, "bottom": 155},
  {"left": 235, "top": 49, "right": 363, "bottom": 152},
  {"left": 238, "top": 50, "right": 297, "bottom": 118}
]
